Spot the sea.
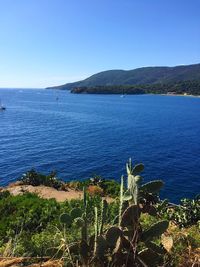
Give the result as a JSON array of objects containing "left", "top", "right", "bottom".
[{"left": 0, "top": 88, "right": 200, "bottom": 203}]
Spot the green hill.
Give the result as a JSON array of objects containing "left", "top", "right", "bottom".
[{"left": 47, "top": 63, "right": 200, "bottom": 90}]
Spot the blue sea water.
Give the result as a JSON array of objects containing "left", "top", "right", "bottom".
[{"left": 0, "top": 88, "right": 200, "bottom": 203}]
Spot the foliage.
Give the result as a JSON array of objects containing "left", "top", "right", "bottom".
[
  {"left": 164, "top": 224, "right": 200, "bottom": 266},
  {"left": 0, "top": 160, "right": 199, "bottom": 266},
  {"left": 0, "top": 193, "right": 61, "bottom": 242},
  {"left": 20, "top": 169, "right": 65, "bottom": 190},
  {"left": 58, "top": 159, "right": 169, "bottom": 267},
  {"left": 0, "top": 189, "right": 118, "bottom": 259},
  {"left": 102, "top": 179, "right": 120, "bottom": 197},
  {"left": 87, "top": 185, "right": 104, "bottom": 196},
  {"left": 157, "top": 196, "right": 200, "bottom": 228},
  {"left": 48, "top": 63, "right": 200, "bottom": 92},
  {"left": 0, "top": 190, "right": 10, "bottom": 200},
  {"left": 66, "top": 176, "right": 120, "bottom": 197},
  {"left": 71, "top": 80, "right": 200, "bottom": 95}
]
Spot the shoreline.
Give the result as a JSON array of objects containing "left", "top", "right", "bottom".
[
  {"left": 0, "top": 182, "right": 114, "bottom": 203},
  {"left": 160, "top": 93, "right": 200, "bottom": 98},
  {"left": 71, "top": 91, "right": 200, "bottom": 98}
]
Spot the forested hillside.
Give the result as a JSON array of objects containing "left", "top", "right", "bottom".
[{"left": 47, "top": 63, "right": 200, "bottom": 91}]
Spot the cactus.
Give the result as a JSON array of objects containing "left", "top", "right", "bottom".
[
  {"left": 57, "top": 159, "right": 169, "bottom": 266},
  {"left": 96, "top": 236, "right": 108, "bottom": 260},
  {"left": 93, "top": 199, "right": 108, "bottom": 256},
  {"left": 138, "top": 248, "right": 163, "bottom": 267},
  {"left": 73, "top": 217, "right": 84, "bottom": 227},
  {"left": 145, "top": 241, "right": 166, "bottom": 254},
  {"left": 70, "top": 207, "right": 82, "bottom": 220},
  {"left": 118, "top": 175, "right": 124, "bottom": 226},
  {"left": 141, "top": 204, "right": 157, "bottom": 216},
  {"left": 140, "top": 180, "right": 164, "bottom": 193},
  {"left": 132, "top": 163, "right": 144, "bottom": 175},
  {"left": 126, "top": 158, "right": 143, "bottom": 205},
  {"left": 99, "top": 199, "right": 107, "bottom": 235},
  {"left": 141, "top": 220, "right": 169, "bottom": 242},
  {"left": 59, "top": 213, "right": 72, "bottom": 227},
  {"left": 94, "top": 207, "right": 98, "bottom": 256},
  {"left": 121, "top": 204, "right": 139, "bottom": 227},
  {"left": 105, "top": 226, "right": 122, "bottom": 248},
  {"left": 100, "top": 159, "right": 169, "bottom": 266},
  {"left": 81, "top": 187, "right": 88, "bottom": 243}
]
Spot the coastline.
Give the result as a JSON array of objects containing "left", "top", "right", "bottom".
[
  {"left": 160, "top": 93, "right": 200, "bottom": 98},
  {"left": 0, "top": 181, "right": 114, "bottom": 203},
  {"left": 70, "top": 90, "right": 200, "bottom": 98}
]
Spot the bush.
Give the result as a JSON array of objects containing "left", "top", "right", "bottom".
[
  {"left": 158, "top": 196, "right": 200, "bottom": 228},
  {"left": 20, "top": 169, "right": 64, "bottom": 190},
  {"left": 87, "top": 185, "right": 104, "bottom": 196},
  {"left": 0, "top": 190, "right": 10, "bottom": 200},
  {"left": 102, "top": 179, "right": 120, "bottom": 197}
]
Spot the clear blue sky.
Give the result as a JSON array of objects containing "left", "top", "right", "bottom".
[{"left": 0, "top": 0, "right": 200, "bottom": 88}]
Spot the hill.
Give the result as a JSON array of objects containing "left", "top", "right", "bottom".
[
  {"left": 46, "top": 63, "right": 200, "bottom": 90},
  {"left": 71, "top": 80, "right": 200, "bottom": 95}
]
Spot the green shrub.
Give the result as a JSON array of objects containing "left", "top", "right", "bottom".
[
  {"left": 101, "top": 179, "right": 120, "bottom": 197},
  {"left": 0, "top": 190, "right": 10, "bottom": 200},
  {"left": 158, "top": 196, "right": 200, "bottom": 228},
  {"left": 20, "top": 169, "right": 64, "bottom": 190}
]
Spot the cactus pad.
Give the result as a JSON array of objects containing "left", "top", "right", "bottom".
[
  {"left": 138, "top": 248, "right": 162, "bottom": 267},
  {"left": 121, "top": 204, "right": 140, "bottom": 227},
  {"left": 96, "top": 236, "right": 108, "bottom": 259},
  {"left": 132, "top": 163, "right": 144, "bottom": 174},
  {"left": 70, "top": 207, "right": 82, "bottom": 219},
  {"left": 141, "top": 220, "right": 169, "bottom": 242},
  {"left": 106, "top": 226, "right": 122, "bottom": 247},
  {"left": 59, "top": 213, "right": 72, "bottom": 227},
  {"left": 140, "top": 180, "right": 164, "bottom": 193},
  {"left": 74, "top": 217, "right": 84, "bottom": 227}
]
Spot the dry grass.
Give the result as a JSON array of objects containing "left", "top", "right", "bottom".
[{"left": 0, "top": 257, "right": 62, "bottom": 267}]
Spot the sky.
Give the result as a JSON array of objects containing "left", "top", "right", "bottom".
[{"left": 0, "top": 0, "right": 200, "bottom": 88}]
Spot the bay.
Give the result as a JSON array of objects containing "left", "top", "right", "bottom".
[{"left": 0, "top": 88, "right": 200, "bottom": 202}]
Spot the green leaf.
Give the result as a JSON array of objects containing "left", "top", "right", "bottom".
[
  {"left": 59, "top": 213, "right": 72, "bottom": 227},
  {"left": 106, "top": 226, "right": 122, "bottom": 248},
  {"left": 132, "top": 163, "right": 144, "bottom": 174},
  {"left": 96, "top": 236, "right": 108, "bottom": 259},
  {"left": 70, "top": 207, "right": 82, "bottom": 219},
  {"left": 141, "top": 220, "right": 169, "bottom": 242},
  {"left": 121, "top": 204, "right": 140, "bottom": 227},
  {"left": 145, "top": 241, "right": 166, "bottom": 254},
  {"left": 140, "top": 180, "right": 164, "bottom": 193},
  {"left": 123, "top": 190, "right": 132, "bottom": 201},
  {"left": 138, "top": 248, "right": 162, "bottom": 267},
  {"left": 74, "top": 217, "right": 84, "bottom": 227}
]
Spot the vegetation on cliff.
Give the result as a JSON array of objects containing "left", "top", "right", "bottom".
[
  {"left": 0, "top": 160, "right": 199, "bottom": 266},
  {"left": 71, "top": 80, "right": 200, "bottom": 95}
]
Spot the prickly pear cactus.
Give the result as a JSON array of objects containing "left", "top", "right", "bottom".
[
  {"left": 70, "top": 207, "right": 82, "bottom": 220},
  {"left": 140, "top": 180, "right": 164, "bottom": 193},
  {"left": 59, "top": 213, "right": 72, "bottom": 227},
  {"left": 105, "top": 226, "right": 122, "bottom": 248},
  {"left": 95, "top": 235, "right": 108, "bottom": 259},
  {"left": 138, "top": 248, "right": 163, "bottom": 267},
  {"left": 74, "top": 217, "right": 84, "bottom": 227},
  {"left": 141, "top": 220, "right": 169, "bottom": 242},
  {"left": 99, "top": 199, "right": 108, "bottom": 235},
  {"left": 121, "top": 204, "right": 140, "bottom": 227},
  {"left": 126, "top": 158, "right": 144, "bottom": 204}
]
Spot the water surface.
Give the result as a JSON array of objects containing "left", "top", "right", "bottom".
[{"left": 0, "top": 89, "right": 200, "bottom": 202}]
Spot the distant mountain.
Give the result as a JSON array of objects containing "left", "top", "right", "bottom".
[{"left": 46, "top": 63, "right": 200, "bottom": 90}]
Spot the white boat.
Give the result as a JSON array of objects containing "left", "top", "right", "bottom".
[
  {"left": 120, "top": 89, "right": 125, "bottom": 97},
  {"left": 0, "top": 99, "right": 6, "bottom": 110}
]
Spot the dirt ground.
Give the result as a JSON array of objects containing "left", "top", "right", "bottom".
[{"left": 4, "top": 184, "right": 82, "bottom": 202}]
